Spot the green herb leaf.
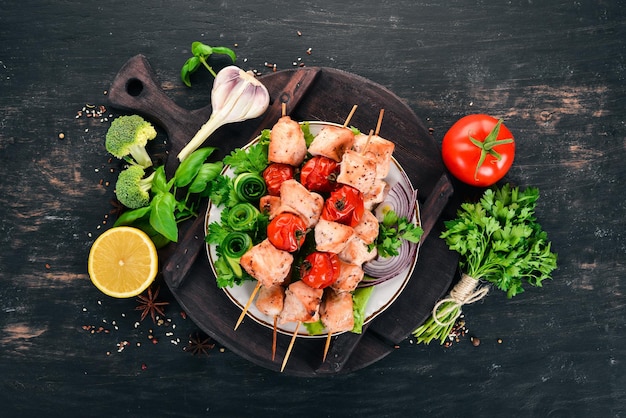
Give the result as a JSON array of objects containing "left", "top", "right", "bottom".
[
  {"left": 223, "top": 140, "right": 269, "bottom": 175},
  {"left": 149, "top": 192, "right": 178, "bottom": 242},
  {"left": 181, "top": 42, "right": 237, "bottom": 87},
  {"left": 188, "top": 162, "right": 223, "bottom": 194},
  {"left": 440, "top": 184, "right": 557, "bottom": 297},
  {"left": 174, "top": 147, "right": 216, "bottom": 188}
]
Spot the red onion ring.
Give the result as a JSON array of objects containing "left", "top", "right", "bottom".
[{"left": 361, "top": 180, "right": 420, "bottom": 287}]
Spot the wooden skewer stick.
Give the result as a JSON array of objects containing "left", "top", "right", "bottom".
[
  {"left": 375, "top": 108, "right": 385, "bottom": 135},
  {"left": 281, "top": 101, "right": 287, "bottom": 117},
  {"left": 362, "top": 129, "right": 375, "bottom": 152},
  {"left": 322, "top": 331, "right": 333, "bottom": 362},
  {"left": 272, "top": 316, "right": 278, "bottom": 361},
  {"left": 234, "top": 282, "right": 262, "bottom": 330},
  {"left": 281, "top": 321, "right": 301, "bottom": 372},
  {"left": 342, "top": 105, "right": 358, "bottom": 128}
]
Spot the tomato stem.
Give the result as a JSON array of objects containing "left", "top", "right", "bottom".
[{"left": 469, "top": 119, "right": 514, "bottom": 181}]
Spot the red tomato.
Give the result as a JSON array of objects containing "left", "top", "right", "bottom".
[
  {"left": 300, "top": 156, "right": 339, "bottom": 193},
  {"left": 441, "top": 114, "right": 515, "bottom": 187},
  {"left": 300, "top": 252, "right": 341, "bottom": 289},
  {"left": 262, "top": 163, "right": 294, "bottom": 196},
  {"left": 321, "top": 184, "right": 364, "bottom": 227},
  {"left": 267, "top": 212, "right": 308, "bottom": 252}
]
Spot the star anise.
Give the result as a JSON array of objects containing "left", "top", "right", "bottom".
[
  {"left": 135, "top": 286, "right": 169, "bottom": 323},
  {"left": 184, "top": 332, "right": 215, "bottom": 356},
  {"left": 109, "top": 198, "right": 125, "bottom": 217}
]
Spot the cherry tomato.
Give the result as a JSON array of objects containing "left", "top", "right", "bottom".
[
  {"left": 300, "top": 156, "right": 339, "bottom": 193},
  {"left": 262, "top": 163, "right": 294, "bottom": 196},
  {"left": 321, "top": 184, "right": 364, "bottom": 227},
  {"left": 441, "top": 114, "right": 515, "bottom": 187},
  {"left": 300, "top": 252, "right": 341, "bottom": 289},
  {"left": 267, "top": 212, "right": 308, "bottom": 252}
]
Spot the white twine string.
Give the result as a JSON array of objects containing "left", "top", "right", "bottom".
[{"left": 432, "top": 273, "right": 490, "bottom": 327}]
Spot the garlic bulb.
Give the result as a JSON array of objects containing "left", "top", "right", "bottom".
[{"left": 177, "top": 66, "right": 270, "bottom": 161}]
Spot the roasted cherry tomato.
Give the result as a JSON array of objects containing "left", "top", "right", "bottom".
[
  {"left": 300, "top": 156, "right": 339, "bottom": 193},
  {"left": 441, "top": 114, "right": 515, "bottom": 187},
  {"left": 267, "top": 212, "right": 308, "bottom": 252},
  {"left": 300, "top": 251, "right": 341, "bottom": 289},
  {"left": 262, "top": 163, "right": 294, "bottom": 196},
  {"left": 321, "top": 184, "right": 364, "bottom": 227}
]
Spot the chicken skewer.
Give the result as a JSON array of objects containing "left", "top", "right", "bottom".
[
  {"left": 278, "top": 280, "right": 324, "bottom": 372},
  {"left": 234, "top": 101, "right": 294, "bottom": 331},
  {"left": 237, "top": 238, "right": 293, "bottom": 330},
  {"left": 255, "top": 284, "right": 285, "bottom": 361}
]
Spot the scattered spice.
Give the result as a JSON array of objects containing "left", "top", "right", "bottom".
[
  {"left": 58, "top": 132, "right": 65, "bottom": 139},
  {"left": 443, "top": 314, "right": 468, "bottom": 348},
  {"left": 471, "top": 336, "right": 481, "bottom": 346},
  {"left": 75, "top": 104, "right": 109, "bottom": 122},
  {"left": 135, "top": 286, "right": 170, "bottom": 323}
]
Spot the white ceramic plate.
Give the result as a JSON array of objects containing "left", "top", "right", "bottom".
[{"left": 206, "top": 121, "right": 421, "bottom": 338}]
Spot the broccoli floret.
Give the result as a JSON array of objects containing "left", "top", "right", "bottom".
[
  {"left": 105, "top": 115, "right": 157, "bottom": 168},
  {"left": 115, "top": 165, "right": 156, "bottom": 209}
]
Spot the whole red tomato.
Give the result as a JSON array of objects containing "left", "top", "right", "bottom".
[
  {"left": 267, "top": 212, "right": 308, "bottom": 252},
  {"left": 321, "top": 184, "right": 364, "bottom": 227},
  {"left": 300, "top": 252, "right": 341, "bottom": 289},
  {"left": 441, "top": 114, "right": 515, "bottom": 187},
  {"left": 300, "top": 156, "right": 339, "bottom": 193},
  {"left": 262, "top": 163, "right": 294, "bottom": 196}
]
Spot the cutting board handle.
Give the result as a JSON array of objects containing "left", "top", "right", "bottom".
[{"left": 107, "top": 54, "right": 212, "bottom": 160}]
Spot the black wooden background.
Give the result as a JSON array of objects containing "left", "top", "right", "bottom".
[{"left": 1, "top": 0, "right": 624, "bottom": 416}]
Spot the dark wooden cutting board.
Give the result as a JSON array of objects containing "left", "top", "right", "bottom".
[{"left": 107, "top": 55, "right": 458, "bottom": 376}]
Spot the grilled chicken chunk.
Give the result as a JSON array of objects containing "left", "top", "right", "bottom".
[
  {"left": 320, "top": 289, "right": 354, "bottom": 333},
  {"left": 338, "top": 236, "right": 378, "bottom": 266},
  {"left": 259, "top": 195, "right": 282, "bottom": 219},
  {"left": 352, "top": 209, "right": 379, "bottom": 245},
  {"left": 279, "top": 179, "right": 324, "bottom": 228},
  {"left": 352, "top": 133, "right": 395, "bottom": 178},
  {"left": 278, "top": 281, "right": 324, "bottom": 324},
  {"left": 240, "top": 239, "right": 293, "bottom": 288},
  {"left": 268, "top": 116, "right": 308, "bottom": 166},
  {"left": 336, "top": 149, "right": 377, "bottom": 195},
  {"left": 255, "top": 284, "right": 285, "bottom": 318},
  {"left": 307, "top": 125, "right": 355, "bottom": 162},
  {"left": 314, "top": 218, "right": 355, "bottom": 253},
  {"left": 331, "top": 260, "right": 364, "bottom": 293},
  {"left": 363, "top": 179, "right": 389, "bottom": 211}
]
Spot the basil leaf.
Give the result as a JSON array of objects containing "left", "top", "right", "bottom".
[
  {"left": 211, "top": 46, "right": 237, "bottom": 63},
  {"left": 113, "top": 206, "right": 151, "bottom": 227},
  {"left": 188, "top": 162, "right": 223, "bottom": 194},
  {"left": 174, "top": 147, "right": 216, "bottom": 187},
  {"left": 191, "top": 41, "right": 213, "bottom": 57},
  {"left": 181, "top": 56, "right": 201, "bottom": 87},
  {"left": 151, "top": 165, "right": 169, "bottom": 194},
  {"left": 149, "top": 192, "right": 178, "bottom": 242}
]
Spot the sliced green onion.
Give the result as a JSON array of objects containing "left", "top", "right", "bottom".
[{"left": 234, "top": 172, "right": 267, "bottom": 202}]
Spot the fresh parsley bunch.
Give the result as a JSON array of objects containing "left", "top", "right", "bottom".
[{"left": 413, "top": 184, "right": 557, "bottom": 344}]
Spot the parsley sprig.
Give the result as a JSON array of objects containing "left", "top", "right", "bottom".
[
  {"left": 413, "top": 184, "right": 557, "bottom": 344},
  {"left": 374, "top": 210, "right": 423, "bottom": 258}
]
